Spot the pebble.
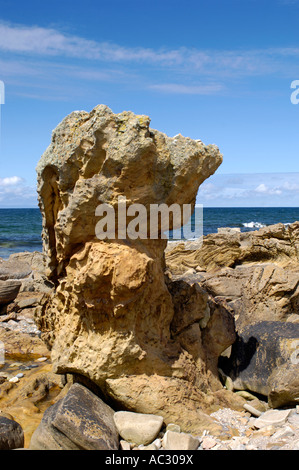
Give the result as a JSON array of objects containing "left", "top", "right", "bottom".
[
  {"left": 9, "top": 376, "right": 19, "bottom": 383},
  {"left": 166, "top": 423, "right": 181, "bottom": 433},
  {"left": 120, "top": 440, "right": 131, "bottom": 451},
  {"left": 36, "top": 357, "right": 48, "bottom": 363},
  {"left": 201, "top": 437, "right": 217, "bottom": 450},
  {"left": 243, "top": 403, "right": 262, "bottom": 417}
]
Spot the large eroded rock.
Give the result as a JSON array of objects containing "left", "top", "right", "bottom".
[{"left": 35, "top": 105, "right": 242, "bottom": 434}]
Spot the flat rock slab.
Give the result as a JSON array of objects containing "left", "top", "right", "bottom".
[
  {"left": 114, "top": 411, "right": 164, "bottom": 446},
  {"left": 254, "top": 409, "right": 292, "bottom": 429},
  {"left": 0, "top": 417, "right": 24, "bottom": 450},
  {"left": 0, "top": 258, "right": 32, "bottom": 281}
]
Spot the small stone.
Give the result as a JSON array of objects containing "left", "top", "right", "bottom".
[
  {"left": 152, "top": 438, "right": 162, "bottom": 449},
  {"left": 141, "top": 443, "right": 158, "bottom": 451},
  {"left": 225, "top": 376, "right": 234, "bottom": 391},
  {"left": 254, "top": 409, "right": 292, "bottom": 429},
  {"left": 228, "top": 441, "right": 245, "bottom": 450},
  {"left": 16, "top": 373, "right": 24, "bottom": 379},
  {"left": 120, "top": 440, "right": 131, "bottom": 451},
  {"left": 166, "top": 423, "right": 181, "bottom": 433},
  {"left": 253, "top": 425, "right": 276, "bottom": 437},
  {"left": 36, "top": 357, "right": 48, "bottom": 362},
  {"left": 162, "top": 431, "right": 199, "bottom": 450},
  {"left": 201, "top": 437, "right": 217, "bottom": 450},
  {"left": 272, "top": 426, "right": 295, "bottom": 440},
  {"left": 114, "top": 411, "right": 164, "bottom": 446},
  {"left": 243, "top": 403, "right": 262, "bottom": 417},
  {"left": 9, "top": 377, "right": 19, "bottom": 383},
  {"left": 235, "top": 391, "right": 258, "bottom": 401}
]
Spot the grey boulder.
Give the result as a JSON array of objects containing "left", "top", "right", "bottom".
[{"left": 29, "top": 383, "right": 119, "bottom": 450}]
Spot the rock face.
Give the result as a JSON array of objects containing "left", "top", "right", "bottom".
[
  {"left": 166, "top": 223, "right": 299, "bottom": 329},
  {"left": 34, "top": 105, "right": 241, "bottom": 434},
  {"left": 219, "top": 321, "right": 299, "bottom": 406}
]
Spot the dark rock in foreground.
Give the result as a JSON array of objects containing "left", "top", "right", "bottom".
[
  {"left": 0, "top": 417, "right": 24, "bottom": 450},
  {"left": 219, "top": 321, "right": 299, "bottom": 407},
  {"left": 29, "top": 383, "right": 119, "bottom": 450}
]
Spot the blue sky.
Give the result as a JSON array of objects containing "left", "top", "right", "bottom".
[{"left": 0, "top": 0, "right": 299, "bottom": 207}]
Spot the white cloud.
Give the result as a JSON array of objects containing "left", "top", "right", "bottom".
[
  {"left": 255, "top": 183, "right": 282, "bottom": 195},
  {"left": 0, "top": 176, "right": 23, "bottom": 186},
  {"left": 0, "top": 176, "right": 37, "bottom": 207},
  {"left": 197, "top": 172, "right": 299, "bottom": 207},
  {"left": 1, "top": 22, "right": 299, "bottom": 78}
]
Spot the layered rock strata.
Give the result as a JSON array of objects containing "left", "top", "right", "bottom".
[{"left": 166, "top": 223, "right": 299, "bottom": 329}]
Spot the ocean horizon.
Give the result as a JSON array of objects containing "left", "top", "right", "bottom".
[{"left": 0, "top": 206, "right": 299, "bottom": 259}]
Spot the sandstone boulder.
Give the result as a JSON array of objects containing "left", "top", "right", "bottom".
[{"left": 34, "top": 105, "right": 242, "bottom": 434}]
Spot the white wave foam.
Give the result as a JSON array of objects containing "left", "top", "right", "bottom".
[
  {"left": 242, "top": 221, "right": 266, "bottom": 229},
  {"left": 243, "top": 221, "right": 292, "bottom": 229}
]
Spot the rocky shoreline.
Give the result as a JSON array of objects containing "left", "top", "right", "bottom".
[
  {"left": 0, "top": 226, "right": 298, "bottom": 450},
  {"left": 0, "top": 106, "right": 299, "bottom": 451}
]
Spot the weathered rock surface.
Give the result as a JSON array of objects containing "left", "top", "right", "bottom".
[
  {"left": 219, "top": 321, "right": 299, "bottom": 405},
  {"left": 0, "top": 328, "right": 50, "bottom": 361},
  {"left": 166, "top": 222, "right": 299, "bottom": 329},
  {"left": 0, "top": 416, "right": 24, "bottom": 450},
  {"left": 0, "top": 252, "right": 54, "bottom": 294},
  {"left": 0, "top": 257, "right": 32, "bottom": 281},
  {"left": 0, "top": 280, "right": 21, "bottom": 305},
  {"left": 113, "top": 411, "right": 163, "bottom": 445},
  {"left": 34, "top": 105, "right": 244, "bottom": 434},
  {"left": 268, "top": 363, "right": 299, "bottom": 409},
  {"left": 29, "top": 383, "right": 119, "bottom": 450}
]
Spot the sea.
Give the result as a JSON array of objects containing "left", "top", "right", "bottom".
[{"left": 0, "top": 207, "right": 299, "bottom": 259}]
